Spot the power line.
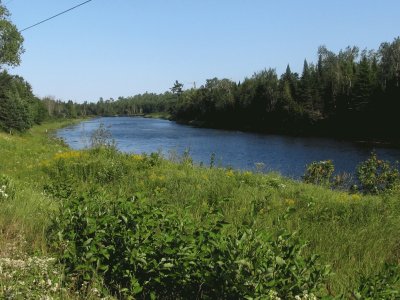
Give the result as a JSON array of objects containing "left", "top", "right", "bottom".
[{"left": 20, "top": 0, "right": 93, "bottom": 33}]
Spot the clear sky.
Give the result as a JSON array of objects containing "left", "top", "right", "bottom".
[{"left": 5, "top": 0, "right": 400, "bottom": 103}]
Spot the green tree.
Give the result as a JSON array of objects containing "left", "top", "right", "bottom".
[
  {"left": 352, "top": 53, "right": 373, "bottom": 111},
  {"left": 0, "top": 3, "right": 24, "bottom": 68},
  {"left": 0, "top": 72, "right": 32, "bottom": 132},
  {"left": 171, "top": 80, "right": 184, "bottom": 96},
  {"left": 378, "top": 37, "right": 400, "bottom": 88}
]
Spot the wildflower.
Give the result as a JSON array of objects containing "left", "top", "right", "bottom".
[
  {"left": 202, "top": 174, "right": 209, "bottom": 181},
  {"left": 226, "top": 170, "right": 234, "bottom": 177},
  {"left": 54, "top": 150, "right": 82, "bottom": 160},
  {"left": 285, "top": 198, "right": 295, "bottom": 206},
  {"left": 132, "top": 154, "right": 144, "bottom": 161},
  {"left": 267, "top": 290, "right": 281, "bottom": 300},
  {"left": 51, "top": 282, "right": 60, "bottom": 292}
]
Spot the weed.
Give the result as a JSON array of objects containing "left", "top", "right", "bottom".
[
  {"left": 356, "top": 152, "right": 399, "bottom": 194},
  {"left": 0, "top": 174, "right": 15, "bottom": 202},
  {"left": 303, "top": 160, "right": 334, "bottom": 186}
]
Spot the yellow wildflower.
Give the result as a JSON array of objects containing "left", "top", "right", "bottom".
[
  {"left": 53, "top": 151, "right": 82, "bottom": 160},
  {"left": 351, "top": 194, "right": 362, "bottom": 201},
  {"left": 285, "top": 198, "right": 296, "bottom": 206},
  {"left": 226, "top": 170, "right": 234, "bottom": 177},
  {"left": 132, "top": 154, "right": 144, "bottom": 161}
]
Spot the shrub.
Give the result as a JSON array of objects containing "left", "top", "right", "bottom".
[
  {"left": 356, "top": 152, "right": 399, "bottom": 194},
  {"left": 303, "top": 160, "right": 334, "bottom": 186},
  {"left": 48, "top": 194, "right": 330, "bottom": 299},
  {"left": 89, "top": 123, "right": 115, "bottom": 149}
]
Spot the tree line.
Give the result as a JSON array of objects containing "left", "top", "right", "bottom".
[
  {"left": 169, "top": 38, "right": 400, "bottom": 140},
  {"left": 0, "top": 0, "right": 398, "bottom": 141},
  {"left": 0, "top": 71, "right": 47, "bottom": 132},
  {"left": 61, "top": 37, "right": 400, "bottom": 141}
]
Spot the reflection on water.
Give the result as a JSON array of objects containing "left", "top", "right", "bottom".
[{"left": 57, "top": 117, "right": 400, "bottom": 178}]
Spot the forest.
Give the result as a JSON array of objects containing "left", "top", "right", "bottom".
[
  {"left": 1, "top": 35, "right": 399, "bottom": 142},
  {"left": 170, "top": 39, "right": 400, "bottom": 140},
  {"left": 0, "top": 0, "right": 399, "bottom": 141}
]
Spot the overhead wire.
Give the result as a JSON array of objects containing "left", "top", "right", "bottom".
[{"left": 20, "top": 0, "right": 93, "bottom": 32}]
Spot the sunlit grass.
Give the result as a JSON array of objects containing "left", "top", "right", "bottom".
[
  {"left": 0, "top": 120, "right": 89, "bottom": 299},
  {"left": 1, "top": 120, "right": 400, "bottom": 297}
]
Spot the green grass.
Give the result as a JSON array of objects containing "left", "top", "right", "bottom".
[
  {"left": 1, "top": 121, "right": 400, "bottom": 298},
  {"left": 0, "top": 121, "right": 71, "bottom": 250},
  {"left": 0, "top": 120, "right": 86, "bottom": 299}
]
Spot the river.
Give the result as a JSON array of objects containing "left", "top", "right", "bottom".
[{"left": 56, "top": 117, "right": 400, "bottom": 178}]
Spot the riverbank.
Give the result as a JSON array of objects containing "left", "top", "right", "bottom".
[
  {"left": 1, "top": 121, "right": 400, "bottom": 298},
  {"left": 173, "top": 117, "right": 400, "bottom": 149},
  {"left": 143, "top": 111, "right": 172, "bottom": 119}
]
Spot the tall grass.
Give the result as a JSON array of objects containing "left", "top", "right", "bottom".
[
  {"left": 1, "top": 121, "right": 400, "bottom": 297},
  {"left": 43, "top": 146, "right": 400, "bottom": 296},
  {"left": 0, "top": 120, "right": 84, "bottom": 298}
]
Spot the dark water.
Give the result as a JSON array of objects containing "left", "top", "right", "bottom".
[{"left": 56, "top": 117, "right": 400, "bottom": 178}]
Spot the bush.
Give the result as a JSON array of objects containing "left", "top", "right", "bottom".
[
  {"left": 48, "top": 194, "right": 330, "bottom": 299},
  {"left": 356, "top": 152, "right": 399, "bottom": 194},
  {"left": 303, "top": 160, "right": 334, "bottom": 186},
  {"left": 90, "top": 123, "right": 115, "bottom": 149}
]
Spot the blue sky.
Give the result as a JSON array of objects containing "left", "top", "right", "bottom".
[{"left": 6, "top": 0, "right": 400, "bottom": 103}]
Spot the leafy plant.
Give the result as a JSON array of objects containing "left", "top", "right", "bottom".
[
  {"left": 48, "top": 193, "right": 330, "bottom": 299},
  {"left": 352, "top": 263, "right": 400, "bottom": 299},
  {"left": 356, "top": 152, "right": 399, "bottom": 194},
  {"left": 303, "top": 160, "right": 334, "bottom": 186}
]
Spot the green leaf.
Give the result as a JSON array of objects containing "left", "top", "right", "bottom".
[{"left": 276, "top": 256, "right": 286, "bottom": 266}]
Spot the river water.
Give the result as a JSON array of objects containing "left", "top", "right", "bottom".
[{"left": 56, "top": 117, "right": 400, "bottom": 178}]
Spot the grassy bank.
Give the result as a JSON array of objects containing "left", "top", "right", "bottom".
[
  {"left": 1, "top": 121, "right": 400, "bottom": 298},
  {"left": 0, "top": 120, "right": 87, "bottom": 298}
]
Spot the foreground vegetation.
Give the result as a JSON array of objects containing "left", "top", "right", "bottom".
[{"left": 1, "top": 121, "right": 400, "bottom": 298}]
